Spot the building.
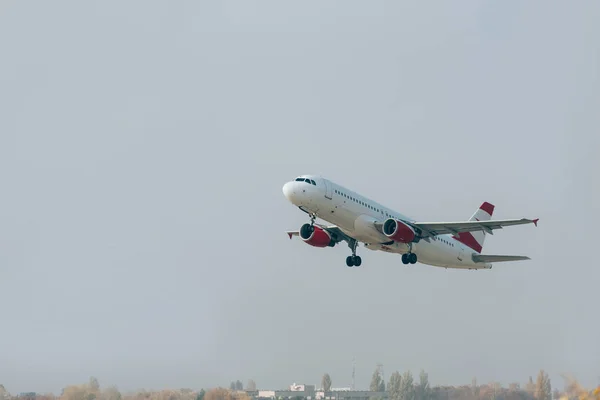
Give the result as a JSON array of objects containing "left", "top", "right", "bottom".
[{"left": 254, "top": 385, "right": 387, "bottom": 400}]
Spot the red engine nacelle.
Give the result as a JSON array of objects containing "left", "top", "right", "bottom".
[
  {"left": 382, "top": 218, "right": 416, "bottom": 243},
  {"left": 299, "top": 223, "right": 335, "bottom": 247}
]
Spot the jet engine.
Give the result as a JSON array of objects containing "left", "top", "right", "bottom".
[
  {"left": 299, "top": 223, "right": 336, "bottom": 247},
  {"left": 382, "top": 218, "right": 418, "bottom": 243}
]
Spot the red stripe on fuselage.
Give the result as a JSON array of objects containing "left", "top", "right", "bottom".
[{"left": 452, "top": 232, "right": 483, "bottom": 253}]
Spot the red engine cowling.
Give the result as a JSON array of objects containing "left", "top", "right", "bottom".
[
  {"left": 382, "top": 218, "right": 416, "bottom": 243},
  {"left": 299, "top": 223, "right": 335, "bottom": 247}
]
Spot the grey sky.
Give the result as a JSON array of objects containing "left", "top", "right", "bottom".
[{"left": 1, "top": 0, "right": 599, "bottom": 395}]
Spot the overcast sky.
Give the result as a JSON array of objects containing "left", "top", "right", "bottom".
[{"left": 1, "top": 0, "right": 599, "bottom": 395}]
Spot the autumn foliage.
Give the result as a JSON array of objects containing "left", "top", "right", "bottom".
[{"left": 1, "top": 374, "right": 599, "bottom": 400}]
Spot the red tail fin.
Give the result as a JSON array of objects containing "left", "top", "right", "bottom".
[{"left": 452, "top": 202, "right": 494, "bottom": 253}]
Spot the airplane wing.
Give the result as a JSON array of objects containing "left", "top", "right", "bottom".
[
  {"left": 410, "top": 218, "right": 539, "bottom": 238},
  {"left": 472, "top": 254, "right": 531, "bottom": 263}
]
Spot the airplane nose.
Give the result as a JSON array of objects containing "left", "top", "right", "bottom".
[{"left": 282, "top": 182, "right": 295, "bottom": 201}]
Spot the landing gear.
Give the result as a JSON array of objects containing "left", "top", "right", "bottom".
[
  {"left": 401, "top": 243, "right": 418, "bottom": 265},
  {"left": 402, "top": 252, "right": 417, "bottom": 264},
  {"left": 346, "top": 238, "right": 362, "bottom": 267},
  {"left": 346, "top": 255, "right": 362, "bottom": 267}
]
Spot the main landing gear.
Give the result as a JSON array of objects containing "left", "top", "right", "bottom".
[
  {"left": 402, "top": 253, "right": 417, "bottom": 264},
  {"left": 401, "top": 244, "right": 417, "bottom": 264},
  {"left": 346, "top": 238, "right": 361, "bottom": 267}
]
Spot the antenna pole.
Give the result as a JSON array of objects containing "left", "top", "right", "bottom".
[{"left": 352, "top": 358, "right": 356, "bottom": 390}]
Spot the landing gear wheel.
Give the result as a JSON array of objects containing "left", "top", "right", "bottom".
[
  {"left": 345, "top": 239, "right": 361, "bottom": 267},
  {"left": 346, "top": 255, "right": 361, "bottom": 267},
  {"left": 402, "top": 253, "right": 409, "bottom": 264},
  {"left": 409, "top": 253, "right": 417, "bottom": 264}
]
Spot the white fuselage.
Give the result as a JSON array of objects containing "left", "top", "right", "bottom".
[{"left": 283, "top": 175, "right": 491, "bottom": 269}]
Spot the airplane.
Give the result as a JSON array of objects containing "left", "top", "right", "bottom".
[{"left": 283, "top": 175, "right": 539, "bottom": 269}]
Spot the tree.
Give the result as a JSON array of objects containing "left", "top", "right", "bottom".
[
  {"left": 204, "top": 388, "right": 250, "bottom": 400},
  {"left": 197, "top": 390, "right": 206, "bottom": 400},
  {"left": 400, "top": 371, "right": 415, "bottom": 400},
  {"left": 246, "top": 381, "right": 257, "bottom": 391},
  {"left": 100, "top": 387, "right": 121, "bottom": 400},
  {"left": 471, "top": 378, "right": 480, "bottom": 400},
  {"left": 388, "top": 372, "right": 403, "bottom": 400},
  {"left": 322, "top": 374, "right": 332, "bottom": 392},
  {"left": 416, "top": 370, "right": 430, "bottom": 400},
  {"left": 370, "top": 368, "right": 383, "bottom": 392},
  {"left": 205, "top": 388, "right": 230, "bottom": 400},
  {"left": 61, "top": 384, "right": 91, "bottom": 400},
  {"left": 526, "top": 377, "right": 535, "bottom": 397},
  {"left": 89, "top": 378, "right": 100, "bottom": 393},
  {"left": 535, "top": 370, "right": 551, "bottom": 400}
]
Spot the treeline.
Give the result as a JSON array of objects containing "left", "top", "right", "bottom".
[
  {"left": 0, "top": 379, "right": 251, "bottom": 400},
  {"left": 228, "top": 382, "right": 256, "bottom": 392},
  {"left": 321, "top": 368, "right": 600, "bottom": 400},
  {"left": 1, "top": 373, "right": 599, "bottom": 400},
  {"left": 358, "top": 368, "right": 552, "bottom": 400}
]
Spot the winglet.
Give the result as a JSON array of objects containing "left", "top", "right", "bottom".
[
  {"left": 533, "top": 218, "right": 539, "bottom": 227},
  {"left": 287, "top": 232, "right": 293, "bottom": 239}
]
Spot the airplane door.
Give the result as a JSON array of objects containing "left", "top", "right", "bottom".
[{"left": 323, "top": 179, "right": 333, "bottom": 200}]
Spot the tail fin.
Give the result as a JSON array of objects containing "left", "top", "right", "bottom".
[{"left": 452, "top": 202, "right": 494, "bottom": 254}]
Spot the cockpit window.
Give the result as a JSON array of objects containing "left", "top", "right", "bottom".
[{"left": 294, "top": 178, "right": 316, "bottom": 185}]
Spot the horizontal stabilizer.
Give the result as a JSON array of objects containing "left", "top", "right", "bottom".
[{"left": 472, "top": 254, "right": 531, "bottom": 263}]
